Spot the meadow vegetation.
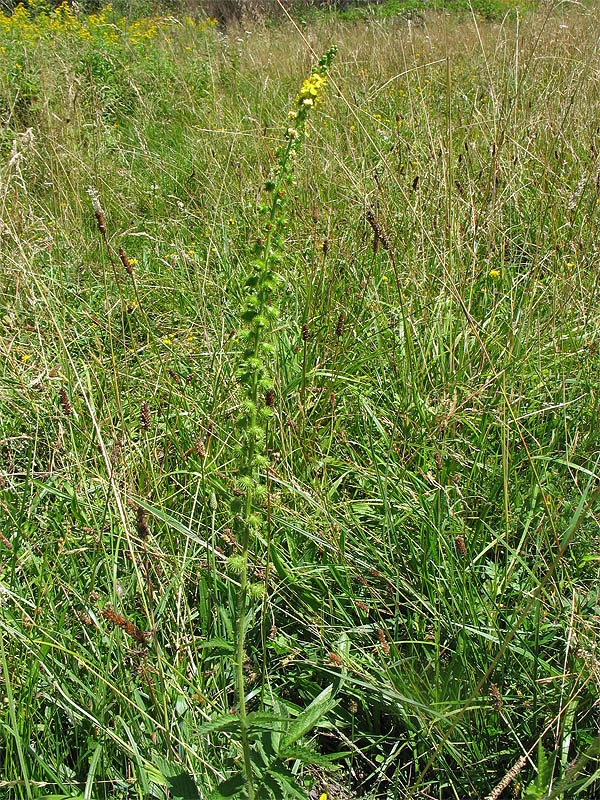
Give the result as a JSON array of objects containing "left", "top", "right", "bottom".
[{"left": 1, "top": 0, "right": 600, "bottom": 797}]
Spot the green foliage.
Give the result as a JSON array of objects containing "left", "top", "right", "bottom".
[{"left": 1, "top": 2, "right": 600, "bottom": 799}]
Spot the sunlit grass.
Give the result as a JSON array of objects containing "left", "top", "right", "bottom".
[{"left": 1, "top": 1, "right": 600, "bottom": 798}]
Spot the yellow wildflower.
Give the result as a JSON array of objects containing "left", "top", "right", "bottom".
[
  {"left": 297, "top": 72, "right": 327, "bottom": 106},
  {"left": 489, "top": 269, "right": 500, "bottom": 279}
]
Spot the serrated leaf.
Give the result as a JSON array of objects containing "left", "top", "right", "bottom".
[
  {"left": 279, "top": 744, "right": 345, "bottom": 768},
  {"left": 150, "top": 754, "right": 199, "bottom": 799},
  {"left": 266, "top": 764, "right": 307, "bottom": 799},
  {"left": 197, "top": 713, "right": 241, "bottom": 737},
  {"left": 261, "top": 773, "right": 285, "bottom": 799},
  {"left": 209, "top": 773, "right": 246, "bottom": 799},
  {"left": 282, "top": 685, "right": 335, "bottom": 749},
  {"left": 246, "top": 711, "right": 289, "bottom": 731}
]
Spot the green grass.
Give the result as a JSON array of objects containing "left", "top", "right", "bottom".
[{"left": 1, "top": 1, "right": 600, "bottom": 798}]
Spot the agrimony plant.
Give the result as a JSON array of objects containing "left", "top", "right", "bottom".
[{"left": 216, "top": 46, "right": 339, "bottom": 800}]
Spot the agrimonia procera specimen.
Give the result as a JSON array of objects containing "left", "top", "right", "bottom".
[{"left": 225, "top": 47, "right": 338, "bottom": 800}]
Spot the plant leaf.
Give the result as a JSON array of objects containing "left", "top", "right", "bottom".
[
  {"left": 209, "top": 773, "right": 246, "bottom": 799},
  {"left": 281, "top": 685, "right": 336, "bottom": 749},
  {"left": 151, "top": 754, "right": 199, "bottom": 799}
]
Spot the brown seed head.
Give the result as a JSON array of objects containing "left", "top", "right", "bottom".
[
  {"left": 95, "top": 210, "right": 106, "bottom": 236},
  {"left": 140, "top": 401, "right": 151, "bottom": 431},
  {"left": 265, "top": 388, "right": 275, "bottom": 408},
  {"left": 301, "top": 322, "right": 309, "bottom": 341},
  {"left": 378, "top": 628, "right": 390, "bottom": 655},
  {"left": 490, "top": 683, "right": 502, "bottom": 713},
  {"left": 335, "top": 312, "right": 345, "bottom": 338},
  {"left": 101, "top": 604, "right": 148, "bottom": 645},
  {"left": 455, "top": 534, "right": 467, "bottom": 557},
  {"left": 136, "top": 507, "right": 150, "bottom": 539},
  {"left": 59, "top": 389, "right": 72, "bottom": 415},
  {"left": 366, "top": 207, "right": 390, "bottom": 250},
  {"left": 119, "top": 247, "right": 133, "bottom": 276}
]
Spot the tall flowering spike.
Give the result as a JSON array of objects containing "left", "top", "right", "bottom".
[{"left": 229, "top": 48, "right": 337, "bottom": 800}]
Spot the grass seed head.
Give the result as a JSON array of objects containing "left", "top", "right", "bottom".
[
  {"left": 119, "top": 247, "right": 133, "bottom": 275},
  {"left": 136, "top": 506, "right": 150, "bottom": 539},
  {"left": 140, "top": 401, "right": 151, "bottom": 430},
  {"left": 59, "top": 389, "right": 72, "bottom": 415}
]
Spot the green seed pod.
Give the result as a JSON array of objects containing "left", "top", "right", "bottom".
[
  {"left": 227, "top": 555, "right": 245, "bottom": 574},
  {"left": 248, "top": 582, "right": 265, "bottom": 600}
]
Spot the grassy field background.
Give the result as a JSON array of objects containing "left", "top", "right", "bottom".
[{"left": 1, "top": 0, "right": 600, "bottom": 797}]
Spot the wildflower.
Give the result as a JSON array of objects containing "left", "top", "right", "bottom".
[
  {"left": 297, "top": 72, "right": 327, "bottom": 105},
  {"left": 489, "top": 269, "right": 500, "bottom": 278},
  {"left": 381, "top": 275, "right": 389, "bottom": 283},
  {"left": 319, "top": 793, "right": 328, "bottom": 800},
  {"left": 162, "top": 337, "right": 173, "bottom": 345}
]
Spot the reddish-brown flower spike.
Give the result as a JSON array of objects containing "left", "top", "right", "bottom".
[
  {"left": 95, "top": 210, "right": 106, "bottom": 236},
  {"left": 335, "top": 312, "right": 345, "bottom": 338},
  {"left": 455, "top": 534, "right": 467, "bottom": 557},
  {"left": 59, "top": 389, "right": 72, "bottom": 415},
  {"left": 119, "top": 247, "right": 133, "bottom": 275},
  {"left": 140, "top": 401, "right": 151, "bottom": 431},
  {"left": 378, "top": 628, "right": 390, "bottom": 655},
  {"left": 490, "top": 683, "right": 503, "bottom": 712},
  {"left": 101, "top": 604, "right": 148, "bottom": 644},
  {"left": 136, "top": 507, "right": 150, "bottom": 539}
]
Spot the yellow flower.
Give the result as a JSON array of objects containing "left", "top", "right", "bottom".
[
  {"left": 297, "top": 72, "right": 327, "bottom": 105},
  {"left": 489, "top": 269, "right": 500, "bottom": 279},
  {"left": 129, "top": 257, "right": 139, "bottom": 265},
  {"left": 381, "top": 275, "right": 389, "bottom": 283},
  {"left": 162, "top": 337, "right": 173, "bottom": 345},
  {"left": 21, "top": 354, "right": 31, "bottom": 362},
  {"left": 319, "top": 794, "right": 328, "bottom": 800}
]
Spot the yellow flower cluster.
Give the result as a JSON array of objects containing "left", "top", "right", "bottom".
[
  {"left": 0, "top": 2, "right": 217, "bottom": 47},
  {"left": 297, "top": 72, "right": 327, "bottom": 107}
]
